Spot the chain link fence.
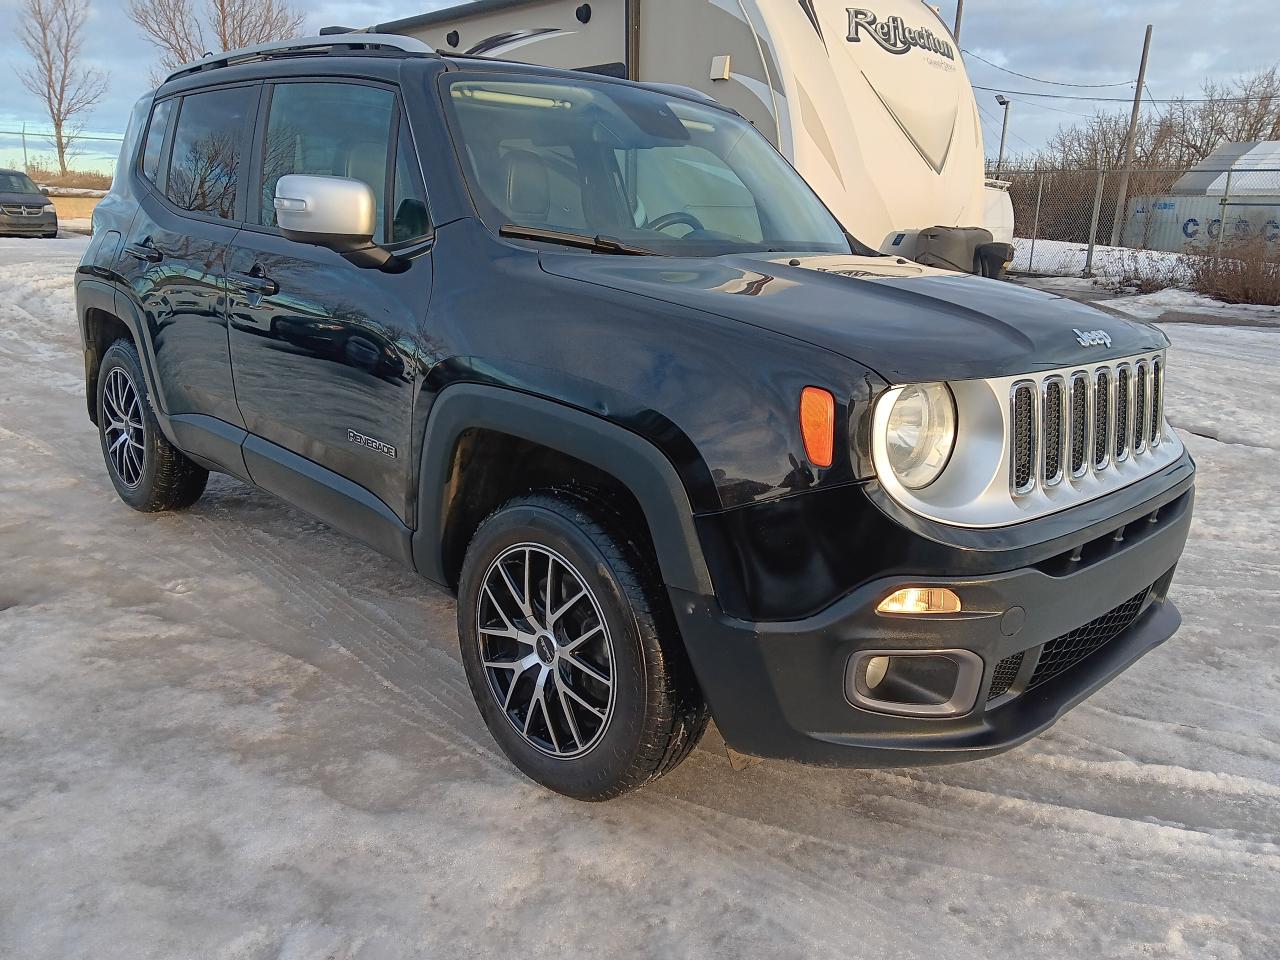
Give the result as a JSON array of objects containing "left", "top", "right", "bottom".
[{"left": 991, "top": 164, "right": 1280, "bottom": 278}]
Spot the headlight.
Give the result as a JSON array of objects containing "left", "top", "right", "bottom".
[{"left": 883, "top": 383, "right": 956, "bottom": 489}]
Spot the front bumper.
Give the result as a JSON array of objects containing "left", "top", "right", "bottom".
[{"left": 672, "top": 464, "right": 1194, "bottom": 768}]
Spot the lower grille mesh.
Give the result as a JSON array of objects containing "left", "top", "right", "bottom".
[
  {"left": 987, "top": 652, "right": 1024, "bottom": 701},
  {"left": 1027, "top": 589, "right": 1150, "bottom": 691}
]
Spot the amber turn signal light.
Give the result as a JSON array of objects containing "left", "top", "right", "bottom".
[
  {"left": 799, "top": 387, "right": 836, "bottom": 468},
  {"left": 877, "top": 587, "right": 962, "bottom": 615}
]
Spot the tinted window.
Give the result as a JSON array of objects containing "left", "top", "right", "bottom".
[
  {"left": 166, "top": 87, "right": 255, "bottom": 219},
  {"left": 141, "top": 99, "right": 174, "bottom": 184},
  {"left": 260, "top": 82, "right": 396, "bottom": 242},
  {"left": 391, "top": 121, "right": 429, "bottom": 243}
]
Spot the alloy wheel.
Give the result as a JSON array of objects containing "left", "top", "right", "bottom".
[
  {"left": 476, "top": 544, "right": 616, "bottom": 759},
  {"left": 103, "top": 367, "right": 145, "bottom": 488}
]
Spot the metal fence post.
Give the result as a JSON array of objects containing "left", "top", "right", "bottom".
[
  {"left": 1084, "top": 169, "right": 1106, "bottom": 277},
  {"left": 1028, "top": 171, "right": 1045, "bottom": 273},
  {"left": 1216, "top": 168, "right": 1234, "bottom": 256}
]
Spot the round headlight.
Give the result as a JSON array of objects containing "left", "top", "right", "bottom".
[{"left": 884, "top": 383, "right": 956, "bottom": 489}]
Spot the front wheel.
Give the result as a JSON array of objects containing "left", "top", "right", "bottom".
[{"left": 457, "top": 493, "right": 708, "bottom": 800}]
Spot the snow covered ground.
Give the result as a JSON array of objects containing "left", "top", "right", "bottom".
[
  {"left": 2, "top": 236, "right": 1279, "bottom": 959},
  {"left": 1012, "top": 236, "right": 1186, "bottom": 281}
]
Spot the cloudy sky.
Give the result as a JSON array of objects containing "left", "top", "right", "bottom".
[{"left": 0, "top": 0, "right": 1275, "bottom": 172}]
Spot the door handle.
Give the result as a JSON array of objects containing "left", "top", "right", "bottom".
[
  {"left": 229, "top": 271, "right": 280, "bottom": 297},
  {"left": 124, "top": 241, "right": 162, "bottom": 263}
]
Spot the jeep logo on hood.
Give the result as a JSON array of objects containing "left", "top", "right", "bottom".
[
  {"left": 846, "top": 8, "right": 956, "bottom": 60},
  {"left": 1075, "top": 328, "right": 1114, "bottom": 349}
]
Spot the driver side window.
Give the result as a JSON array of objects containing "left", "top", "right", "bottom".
[
  {"left": 259, "top": 81, "right": 396, "bottom": 243},
  {"left": 614, "top": 146, "right": 763, "bottom": 242}
]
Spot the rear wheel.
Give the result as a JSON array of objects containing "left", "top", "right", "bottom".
[
  {"left": 96, "top": 339, "right": 208, "bottom": 512},
  {"left": 457, "top": 493, "right": 708, "bottom": 800}
]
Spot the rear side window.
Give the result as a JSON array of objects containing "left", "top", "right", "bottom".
[
  {"left": 165, "top": 86, "right": 256, "bottom": 220},
  {"left": 140, "top": 99, "right": 174, "bottom": 184},
  {"left": 259, "top": 81, "right": 396, "bottom": 242}
]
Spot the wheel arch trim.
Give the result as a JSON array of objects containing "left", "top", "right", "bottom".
[{"left": 414, "top": 383, "right": 714, "bottom": 596}]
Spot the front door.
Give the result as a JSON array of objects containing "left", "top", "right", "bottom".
[
  {"left": 119, "top": 84, "right": 260, "bottom": 428},
  {"left": 227, "top": 79, "right": 433, "bottom": 524}
]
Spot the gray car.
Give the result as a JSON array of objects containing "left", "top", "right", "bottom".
[{"left": 0, "top": 169, "right": 58, "bottom": 237}]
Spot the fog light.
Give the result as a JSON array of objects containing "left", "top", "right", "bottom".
[
  {"left": 864, "top": 655, "right": 890, "bottom": 690},
  {"left": 877, "top": 587, "right": 962, "bottom": 615},
  {"left": 847, "top": 649, "right": 984, "bottom": 718}
]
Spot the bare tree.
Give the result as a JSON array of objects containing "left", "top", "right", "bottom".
[
  {"left": 127, "top": 0, "right": 305, "bottom": 74},
  {"left": 16, "top": 0, "right": 108, "bottom": 177},
  {"left": 1034, "top": 64, "right": 1280, "bottom": 173}
]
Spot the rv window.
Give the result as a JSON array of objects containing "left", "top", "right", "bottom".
[{"left": 442, "top": 75, "right": 850, "bottom": 258}]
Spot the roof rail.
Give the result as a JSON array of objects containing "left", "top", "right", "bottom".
[{"left": 163, "top": 34, "right": 436, "bottom": 84}]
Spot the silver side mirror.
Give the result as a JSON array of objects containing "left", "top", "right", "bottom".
[{"left": 274, "top": 174, "right": 376, "bottom": 244}]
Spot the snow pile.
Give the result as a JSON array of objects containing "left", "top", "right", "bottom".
[{"left": 1012, "top": 237, "right": 1188, "bottom": 281}]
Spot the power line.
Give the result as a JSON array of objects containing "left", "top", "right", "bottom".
[
  {"left": 962, "top": 48, "right": 1135, "bottom": 88},
  {"left": 0, "top": 129, "right": 124, "bottom": 142},
  {"left": 1011, "top": 98, "right": 1100, "bottom": 120},
  {"left": 973, "top": 84, "right": 1277, "bottom": 104}
]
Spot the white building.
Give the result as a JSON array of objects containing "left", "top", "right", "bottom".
[{"left": 1123, "top": 141, "right": 1280, "bottom": 252}]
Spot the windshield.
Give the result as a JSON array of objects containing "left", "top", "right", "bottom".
[
  {"left": 442, "top": 75, "right": 852, "bottom": 257},
  {"left": 0, "top": 172, "right": 41, "bottom": 194}
]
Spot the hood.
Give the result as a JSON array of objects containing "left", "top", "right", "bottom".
[
  {"left": 539, "top": 252, "right": 1166, "bottom": 384},
  {"left": 0, "top": 191, "right": 52, "bottom": 206}
]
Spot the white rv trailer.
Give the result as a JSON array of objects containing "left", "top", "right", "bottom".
[{"left": 340, "top": 0, "right": 1014, "bottom": 274}]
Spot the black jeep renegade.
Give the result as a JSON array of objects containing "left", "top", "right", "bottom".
[{"left": 76, "top": 36, "right": 1195, "bottom": 800}]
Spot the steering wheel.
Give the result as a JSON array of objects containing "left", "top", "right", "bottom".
[{"left": 646, "top": 211, "right": 706, "bottom": 234}]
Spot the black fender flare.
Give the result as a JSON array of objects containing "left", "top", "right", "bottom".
[
  {"left": 76, "top": 278, "right": 208, "bottom": 465},
  {"left": 413, "top": 383, "right": 714, "bottom": 597},
  {"left": 77, "top": 278, "right": 167, "bottom": 421}
]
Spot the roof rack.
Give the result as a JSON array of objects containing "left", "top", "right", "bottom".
[{"left": 163, "top": 34, "right": 436, "bottom": 84}]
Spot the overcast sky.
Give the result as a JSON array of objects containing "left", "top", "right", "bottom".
[{"left": 0, "top": 0, "right": 1276, "bottom": 171}]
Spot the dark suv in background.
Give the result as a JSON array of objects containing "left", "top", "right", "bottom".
[
  {"left": 75, "top": 36, "right": 1195, "bottom": 800},
  {"left": 0, "top": 168, "right": 58, "bottom": 237}
]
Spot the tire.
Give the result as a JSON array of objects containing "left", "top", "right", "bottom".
[
  {"left": 457, "top": 493, "right": 709, "bottom": 800},
  {"left": 96, "top": 339, "right": 208, "bottom": 512}
]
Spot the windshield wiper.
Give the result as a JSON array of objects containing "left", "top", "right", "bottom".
[{"left": 499, "top": 225, "right": 661, "bottom": 257}]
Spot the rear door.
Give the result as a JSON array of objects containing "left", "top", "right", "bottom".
[
  {"left": 226, "top": 78, "right": 433, "bottom": 524},
  {"left": 118, "top": 84, "right": 260, "bottom": 428}
]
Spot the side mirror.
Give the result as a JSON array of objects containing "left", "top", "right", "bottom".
[
  {"left": 274, "top": 174, "right": 397, "bottom": 269},
  {"left": 40, "top": 186, "right": 51, "bottom": 196}
]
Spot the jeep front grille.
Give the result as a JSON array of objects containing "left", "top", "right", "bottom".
[
  {"left": 1011, "top": 382, "right": 1036, "bottom": 495},
  {"left": 1010, "top": 352, "right": 1167, "bottom": 498},
  {"left": 1069, "top": 373, "right": 1089, "bottom": 478}
]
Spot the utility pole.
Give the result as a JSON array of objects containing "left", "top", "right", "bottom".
[
  {"left": 953, "top": 0, "right": 964, "bottom": 41},
  {"left": 1110, "top": 24, "right": 1153, "bottom": 247},
  {"left": 995, "top": 96, "right": 1011, "bottom": 176},
  {"left": 22, "top": 122, "right": 29, "bottom": 171}
]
